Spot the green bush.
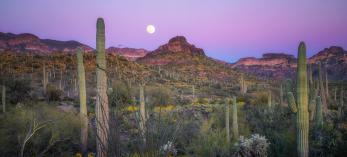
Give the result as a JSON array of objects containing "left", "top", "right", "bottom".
[{"left": 0, "top": 102, "right": 80, "bottom": 157}]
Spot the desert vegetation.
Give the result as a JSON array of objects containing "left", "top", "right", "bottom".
[{"left": 0, "top": 18, "right": 346, "bottom": 157}]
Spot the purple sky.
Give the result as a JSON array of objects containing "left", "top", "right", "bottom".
[{"left": 1, "top": 0, "right": 346, "bottom": 62}]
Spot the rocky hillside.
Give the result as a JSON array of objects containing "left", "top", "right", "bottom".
[
  {"left": 232, "top": 47, "right": 347, "bottom": 80},
  {"left": 137, "top": 36, "right": 242, "bottom": 83},
  {"left": 0, "top": 32, "right": 93, "bottom": 53},
  {"left": 107, "top": 47, "right": 148, "bottom": 61}
]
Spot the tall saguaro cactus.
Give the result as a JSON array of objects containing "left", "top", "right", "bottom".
[
  {"left": 280, "top": 84, "right": 284, "bottom": 106},
  {"left": 225, "top": 98, "right": 230, "bottom": 144},
  {"left": 232, "top": 96, "right": 239, "bottom": 140},
  {"left": 286, "top": 42, "right": 309, "bottom": 157},
  {"left": 42, "top": 63, "right": 48, "bottom": 94},
  {"left": 77, "top": 48, "right": 88, "bottom": 157},
  {"left": 315, "top": 96, "right": 323, "bottom": 129},
  {"left": 96, "top": 18, "right": 109, "bottom": 157},
  {"left": 318, "top": 62, "right": 328, "bottom": 113},
  {"left": 268, "top": 91, "right": 272, "bottom": 108},
  {"left": 338, "top": 87, "right": 344, "bottom": 119},
  {"left": 139, "top": 84, "right": 146, "bottom": 136}
]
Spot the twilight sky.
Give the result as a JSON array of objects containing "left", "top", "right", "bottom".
[{"left": 1, "top": 0, "right": 346, "bottom": 62}]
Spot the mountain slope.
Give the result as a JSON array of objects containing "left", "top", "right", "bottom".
[
  {"left": 0, "top": 32, "right": 93, "bottom": 53},
  {"left": 232, "top": 46, "right": 347, "bottom": 80}
]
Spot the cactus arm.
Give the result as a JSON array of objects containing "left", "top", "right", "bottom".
[{"left": 287, "top": 92, "right": 298, "bottom": 113}]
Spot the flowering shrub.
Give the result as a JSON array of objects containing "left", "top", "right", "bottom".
[
  {"left": 234, "top": 134, "right": 270, "bottom": 157},
  {"left": 160, "top": 141, "right": 177, "bottom": 156}
]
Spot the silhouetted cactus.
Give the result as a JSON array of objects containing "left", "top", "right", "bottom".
[
  {"left": 76, "top": 48, "right": 88, "bottom": 157},
  {"left": 286, "top": 42, "right": 309, "bottom": 157},
  {"left": 96, "top": 17, "right": 109, "bottom": 157},
  {"left": 232, "top": 96, "right": 239, "bottom": 140}
]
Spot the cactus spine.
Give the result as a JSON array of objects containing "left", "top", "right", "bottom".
[
  {"left": 232, "top": 96, "right": 239, "bottom": 140},
  {"left": 318, "top": 62, "right": 328, "bottom": 113},
  {"left": 2, "top": 85, "right": 5, "bottom": 113},
  {"left": 225, "top": 98, "right": 230, "bottom": 144},
  {"left": 286, "top": 42, "right": 309, "bottom": 157},
  {"left": 96, "top": 18, "right": 109, "bottom": 157},
  {"left": 77, "top": 48, "right": 88, "bottom": 157}
]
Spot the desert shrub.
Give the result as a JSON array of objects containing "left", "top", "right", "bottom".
[
  {"left": 1, "top": 77, "right": 32, "bottom": 104},
  {"left": 146, "top": 86, "right": 172, "bottom": 106},
  {"left": 233, "top": 134, "right": 270, "bottom": 157},
  {"left": 0, "top": 102, "right": 80, "bottom": 157},
  {"left": 109, "top": 80, "right": 132, "bottom": 108},
  {"left": 46, "top": 84, "right": 63, "bottom": 101},
  {"left": 243, "top": 104, "right": 296, "bottom": 157}
]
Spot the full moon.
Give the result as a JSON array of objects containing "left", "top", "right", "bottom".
[{"left": 146, "top": 25, "right": 155, "bottom": 34}]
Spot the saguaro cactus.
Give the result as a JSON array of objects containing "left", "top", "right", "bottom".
[
  {"left": 139, "top": 84, "right": 146, "bottom": 135},
  {"left": 42, "top": 63, "right": 48, "bottom": 94},
  {"left": 318, "top": 62, "right": 328, "bottom": 113},
  {"left": 315, "top": 96, "right": 323, "bottom": 129},
  {"left": 96, "top": 18, "right": 109, "bottom": 157},
  {"left": 286, "top": 42, "right": 309, "bottom": 157},
  {"left": 232, "top": 96, "right": 239, "bottom": 140},
  {"left": 2, "top": 85, "right": 5, "bottom": 113},
  {"left": 280, "top": 84, "right": 283, "bottom": 106},
  {"left": 77, "top": 48, "right": 88, "bottom": 157},
  {"left": 239, "top": 74, "right": 247, "bottom": 94},
  {"left": 225, "top": 98, "right": 230, "bottom": 144},
  {"left": 268, "top": 91, "right": 272, "bottom": 108},
  {"left": 338, "top": 87, "right": 344, "bottom": 119}
]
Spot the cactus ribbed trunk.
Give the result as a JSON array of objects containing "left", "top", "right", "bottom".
[
  {"left": 2, "top": 85, "right": 5, "bottom": 113},
  {"left": 232, "top": 96, "right": 239, "bottom": 140},
  {"left": 139, "top": 84, "right": 146, "bottom": 136},
  {"left": 77, "top": 48, "right": 88, "bottom": 157},
  {"left": 318, "top": 63, "right": 328, "bottom": 113},
  {"left": 96, "top": 18, "right": 109, "bottom": 157},
  {"left": 315, "top": 96, "right": 323, "bottom": 129},
  {"left": 225, "top": 98, "right": 230, "bottom": 144},
  {"left": 296, "top": 42, "right": 309, "bottom": 157}
]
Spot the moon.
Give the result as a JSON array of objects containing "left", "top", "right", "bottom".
[{"left": 146, "top": 25, "right": 155, "bottom": 34}]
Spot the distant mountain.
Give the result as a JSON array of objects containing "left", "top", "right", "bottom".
[
  {"left": 137, "top": 36, "right": 239, "bottom": 82},
  {"left": 0, "top": 32, "right": 93, "bottom": 53},
  {"left": 232, "top": 47, "right": 347, "bottom": 80},
  {"left": 107, "top": 47, "right": 148, "bottom": 61},
  {"left": 138, "top": 36, "right": 205, "bottom": 65}
]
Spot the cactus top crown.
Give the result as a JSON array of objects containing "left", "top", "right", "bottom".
[{"left": 97, "top": 18, "right": 105, "bottom": 29}]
